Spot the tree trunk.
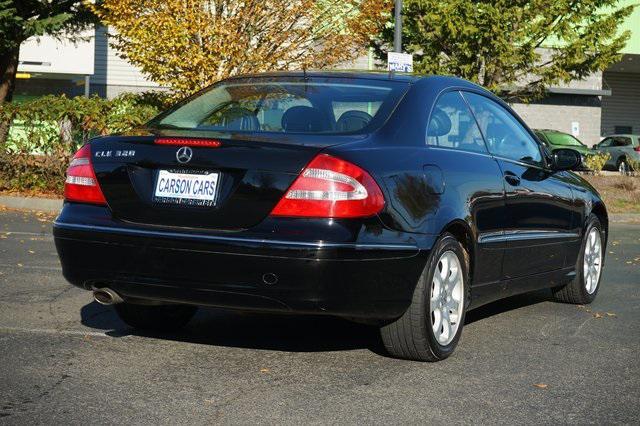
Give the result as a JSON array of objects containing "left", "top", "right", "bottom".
[{"left": 0, "top": 46, "right": 21, "bottom": 149}]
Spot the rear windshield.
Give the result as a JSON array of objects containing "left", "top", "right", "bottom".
[{"left": 147, "top": 77, "right": 409, "bottom": 135}]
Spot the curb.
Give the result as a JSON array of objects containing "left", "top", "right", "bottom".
[
  {"left": 0, "top": 195, "right": 638, "bottom": 224},
  {"left": 0, "top": 195, "right": 63, "bottom": 213},
  {"left": 609, "top": 213, "right": 640, "bottom": 224}
]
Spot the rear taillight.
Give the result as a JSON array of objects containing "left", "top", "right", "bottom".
[
  {"left": 634, "top": 145, "right": 640, "bottom": 152},
  {"left": 155, "top": 137, "right": 222, "bottom": 147},
  {"left": 270, "top": 154, "right": 384, "bottom": 218},
  {"left": 64, "top": 144, "right": 107, "bottom": 205}
]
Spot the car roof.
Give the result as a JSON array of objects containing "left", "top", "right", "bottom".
[{"left": 223, "top": 70, "right": 482, "bottom": 88}]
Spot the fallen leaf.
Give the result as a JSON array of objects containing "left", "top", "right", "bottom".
[
  {"left": 533, "top": 383, "right": 548, "bottom": 389},
  {"left": 606, "top": 312, "right": 616, "bottom": 317},
  {"left": 28, "top": 250, "right": 35, "bottom": 254},
  {"left": 17, "top": 263, "right": 23, "bottom": 267},
  {"left": 260, "top": 368, "right": 270, "bottom": 373},
  {"left": 593, "top": 312, "right": 603, "bottom": 319}
]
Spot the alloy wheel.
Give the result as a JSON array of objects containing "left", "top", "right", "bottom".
[
  {"left": 618, "top": 160, "right": 629, "bottom": 175},
  {"left": 583, "top": 228, "right": 602, "bottom": 294},
  {"left": 430, "top": 251, "right": 464, "bottom": 345}
]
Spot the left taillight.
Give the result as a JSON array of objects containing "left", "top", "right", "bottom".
[{"left": 64, "top": 144, "right": 107, "bottom": 205}]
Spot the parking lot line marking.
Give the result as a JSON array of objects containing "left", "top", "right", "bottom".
[
  {"left": 0, "top": 326, "right": 118, "bottom": 338},
  {"left": 0, "top": 231, "right": 52, "bottom": 236},
  {"left": 0, "top": 263, "right": 62, "bottom": 271}
]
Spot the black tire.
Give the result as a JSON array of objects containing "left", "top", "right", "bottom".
[
  {"left": 552, "top": 215, "right": 604, "bottom": 304},
  {"left": 115, "top": 302, "right": 197, "bottom": 332},
  {"left": 380, "top": 233, "right": 470, "bottom": 362}
]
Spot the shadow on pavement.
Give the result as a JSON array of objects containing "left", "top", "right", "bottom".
[
  {"left": 465, "top": 289, "right": 551, "bottom": 325},
  {"left": 79, "top": 288, "right": 552, "bottom": 354},
  {"left": 80, "top": 301, "right": 385, "bottom": 353}
]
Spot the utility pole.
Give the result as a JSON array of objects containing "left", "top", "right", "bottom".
[{"left": 394, "top": 0, "right": 402, "bottom": 53}]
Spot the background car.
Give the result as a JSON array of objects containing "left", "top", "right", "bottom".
[
  {"left": 54, "top": 72, "right": 608, "bottom": 362},
  {"left": 592, "top": 134, "right": 640, "bottom": 173},
  {"left": 534, "top": 129, "right": 591, "bottom": 158}
]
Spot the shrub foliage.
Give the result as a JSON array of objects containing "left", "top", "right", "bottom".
[
  {"left": 0, "top": 93, "right": 166, "bottom": 194},
  {"left": 583, "top": 152, "right": 611, "bottom": 175}
]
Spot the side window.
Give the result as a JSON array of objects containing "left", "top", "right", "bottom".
[
  {"left": 614, "top": 137, "right": 632, "bottom": 147},
  {"left": 463, "top": 92, "right": 542, "bottom": 164},
  {"left": 426, "top": 91, "right": 487, "bottom": 153},
  {"left": 599, "top": 138, "right": 613, "bottom": 147}
]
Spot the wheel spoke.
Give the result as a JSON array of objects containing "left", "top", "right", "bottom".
[
  {"left": 440, "top": 312, "right": 451, "bottom": 343},
  {"left": 439, "top": 256, "right": 449, "bottom": 281},
  {"left": 432, "top": 308, "right": 442, "bottom": 334}
]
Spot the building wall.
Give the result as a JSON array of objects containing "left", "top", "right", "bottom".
[
  {"left": 601, "top": 71, "right": 640, "bottom": 136},
  {"left": 511, "top": 94, "right": 603, "bottom": 146},
  {"left": 91, "top": 26, "right": 159, "bottom": 98}
]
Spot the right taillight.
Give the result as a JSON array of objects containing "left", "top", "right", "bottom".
[
  {"left": 64, "top": 144, "right": 107, "bottom": 205},
  {"left": 634, "top": 145, "right": 640, "bottom": 152},
  {"left": 270, "top": 154, "right": 384, "bottom": 218}
]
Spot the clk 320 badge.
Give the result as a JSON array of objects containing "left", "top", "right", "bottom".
[{"left": 94, "top": 150, "right": 136, "bottom": 158}]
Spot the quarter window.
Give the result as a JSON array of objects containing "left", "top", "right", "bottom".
[
  {"left": 426, "top": 91, "right": 487, "bottom": 153},
  {"left": 463, "top": 93, "right": 542, "bottom": 164}
]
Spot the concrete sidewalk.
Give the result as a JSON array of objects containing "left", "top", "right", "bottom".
[{"left": 0, "top": 195, "right": 63, "bottom": 213}]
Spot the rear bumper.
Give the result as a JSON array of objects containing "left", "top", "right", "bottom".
[{"left": 53, "top": 205, "right": 429, "bottom": 320}]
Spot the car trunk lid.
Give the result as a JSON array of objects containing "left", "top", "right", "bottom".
[{"left": 90, "top": 131, "right": 364, "bottom": 230}]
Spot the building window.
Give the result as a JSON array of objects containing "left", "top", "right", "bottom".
[{"left": 614, "top": 126, "right": 632, "bottom": 134}]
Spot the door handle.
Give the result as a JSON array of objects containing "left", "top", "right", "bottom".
[{"left": 504, "top": 173, "right": 520, "bottom": 186}]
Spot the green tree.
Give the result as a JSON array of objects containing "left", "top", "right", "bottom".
[
  {"left": 373, "top": 0, "right": 636, "bottom": 100},
  {"left": 0, "top": 1, "right": 94, "bottom": 145},
  {"left": 0, "top": 1, "right": 94, "bottom": 103}
]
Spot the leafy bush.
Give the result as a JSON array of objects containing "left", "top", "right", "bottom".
[
  {"left": 0, "top": 92, "right": 169, "bottom": 194},
  {"left": 628, "top": 157, "right": 640, "bottom": 176},
  {"left": 583, "top": 152, "right": 611, "bottom": 175}
]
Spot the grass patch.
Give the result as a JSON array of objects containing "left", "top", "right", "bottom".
[{"left": 581, "top": 174, "right": 640, "bottom": 214}]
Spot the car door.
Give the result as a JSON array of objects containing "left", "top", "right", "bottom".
[
  {"left": 463, "top": 92, "right": 576, "bottom": 281},
  {"left": 424, "top": 91, "right": 506, "bottom": 295},
  {"left": 615, "top": 136, "right": 634, "bottom": 168},
  {"left": 595, "top": 137, "right": 617, "bottom": 168}
]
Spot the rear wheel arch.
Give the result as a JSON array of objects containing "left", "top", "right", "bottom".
[
  {"left": 439, "top": 220, "right": 475, "bottom": 284},
  {"left": 590, "top": 202, "right": 608, "bottom": 245}
]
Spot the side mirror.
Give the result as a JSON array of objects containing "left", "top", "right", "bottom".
[{"left": 551, "top": 148, "right": 581, "bottom": 171}]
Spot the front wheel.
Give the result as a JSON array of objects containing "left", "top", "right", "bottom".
[
  {"left": 617, "top": 158, "right": 629, "bottom": 175},
  {"left": 115, "top": 302, "right": 197, "bottom": 332},
  {"left": 552, "top": 216, "right": 604, "bottom": 304},
  {"left": 380, "top": 233, "right": 469, "bottom": 362}
]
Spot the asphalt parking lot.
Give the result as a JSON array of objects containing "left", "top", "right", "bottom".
[{"left": 0, "top": 209, "right": 638, "bottom": 425}]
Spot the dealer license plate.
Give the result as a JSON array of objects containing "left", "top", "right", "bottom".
[{"left": 153, "top": 170, "right": 220, "bottom": 206}]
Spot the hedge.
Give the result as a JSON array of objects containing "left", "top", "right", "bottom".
[{"left": 0, "top": 92, "right": 169, "bottom": 194}]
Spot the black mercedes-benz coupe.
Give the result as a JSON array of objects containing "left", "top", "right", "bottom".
[{"left": 54, "top": 72, "right": 607, "bottom": 361}]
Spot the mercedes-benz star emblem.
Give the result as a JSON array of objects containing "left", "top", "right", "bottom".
[{"left": 176, "top": 146, "right": 193, "bottom": 164}]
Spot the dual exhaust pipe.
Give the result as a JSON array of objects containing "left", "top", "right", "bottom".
[{"left": 92, "top": 287, "right": 124, "bottom": 306}]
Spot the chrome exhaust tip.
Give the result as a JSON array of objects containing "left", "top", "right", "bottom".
[{"left": 92, "top": 288, "right": 124, "bottom": 305}]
